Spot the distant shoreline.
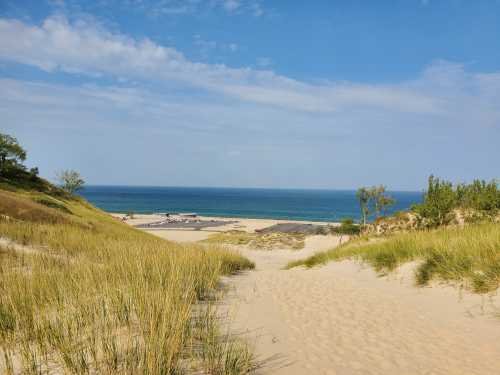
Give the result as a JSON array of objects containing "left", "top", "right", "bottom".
[
  {"left": 111, "top": 212, "right": 340, "bottom": 227},
  {"left": 108, "top": 211, "right": 341, "bottom": 224},
  {"left": 80, "top": 186, "right": 422, "bottom": 223}
]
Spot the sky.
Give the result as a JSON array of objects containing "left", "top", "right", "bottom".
[{"left": 0, "top": 0, "right": 499, "bottom": 190}]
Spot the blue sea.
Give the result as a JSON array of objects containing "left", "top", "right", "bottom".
[{"left": 79, "top": 186, "right": 422, "bottom": 223}]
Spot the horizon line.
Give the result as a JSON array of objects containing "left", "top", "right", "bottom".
[{"left": 80, "top": 184, "right": 424, "bottom": 193}]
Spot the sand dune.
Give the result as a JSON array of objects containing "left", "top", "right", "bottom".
[
  {"left": 222, "top": 236, "right": 500, "bottom": 375},
  {"left": 128, "top": 215, "right": 500, "bottom": 374}
]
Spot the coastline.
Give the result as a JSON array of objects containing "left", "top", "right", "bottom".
[
  {"left": 79, "top": 186, "right": 423, "bottom": 223},
  {"left": 110, "top": 212, "right": 340, "bottom": 242}
]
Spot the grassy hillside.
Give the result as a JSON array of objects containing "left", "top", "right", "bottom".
[
  {"left": 0, "top": 184, "right": 255, "bottom": 374},
  {"left": 288, "top": 223, "right": 500, "bottom": 294}
]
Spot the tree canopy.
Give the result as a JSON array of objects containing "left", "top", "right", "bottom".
[
  {"left": 0, "top": 133, "right": 27, "bottom": 176},
  {"left": 356, "top": 185, "right": 395, "bottom": 224},
  {"left": 56, "top": 170, "right": 85, "bottom": 194}
]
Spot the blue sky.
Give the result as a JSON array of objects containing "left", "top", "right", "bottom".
[{"left": 1, "top": 0, "right": 499, "bottom": 190}]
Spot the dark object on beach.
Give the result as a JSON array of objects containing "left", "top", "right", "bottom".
[
  {"left": 257, "top": 223, "right": 326, "bottom": 235},
  {"left": 135, "top": 219, "right": 237, "bottom": 230}
]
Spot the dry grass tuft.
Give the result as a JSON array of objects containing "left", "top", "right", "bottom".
[{"left": 203, "top": 230, "right": 305, "bottom": 250}]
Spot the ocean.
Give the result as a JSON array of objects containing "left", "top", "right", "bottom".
[{"left": 79, "top": 186, "right": 422, "bottom": 223}]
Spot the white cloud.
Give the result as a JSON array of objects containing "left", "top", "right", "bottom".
[
  {"left": 63, "top": 0, "right": 265, "bottom": 17},
  {"left": 0, "top": 15, "right": 499, "bottom": 121},
  {"left": 219, "top": 0, "right": 263, "bottom": 16},
  {"left": 222, "top": 0, "right": 241, "bottom": 12},
  {"left": 3, "top": 76, "right": 499, "bottom": 189},
  {"left": 257, "top": 57, "right": 272, "bottom": 67}
]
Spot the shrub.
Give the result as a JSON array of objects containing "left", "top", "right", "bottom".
[
  {"left": 412, "top": 175, "right": 500, "bottom": 227},
  {"left": 330, "top": 218, "right": 361, "bottom": 235}
]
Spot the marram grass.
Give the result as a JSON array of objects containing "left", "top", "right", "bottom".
[
  {"left": 203, "top": 230, "right": 305, "bottom": 250},
  {"left": 287, "top": 223, "right": 500, "bottom": 294},
  {"left": 0, "top": 189, "right": 254, "bottom": 374}
]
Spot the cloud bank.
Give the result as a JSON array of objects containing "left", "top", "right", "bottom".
[
  {"left": 0, "top": 13, "right": 499, "bottom": 189},
  {"left": 3, "top": 15, "right": 499, "bottom": 117}
]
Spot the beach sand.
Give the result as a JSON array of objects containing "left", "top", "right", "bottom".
[
  {"left": 111, "top": 213, "right": 335, "bottom": 241},
  {"left": 122, "top": 213, "right": 500, "bottom": 375}
]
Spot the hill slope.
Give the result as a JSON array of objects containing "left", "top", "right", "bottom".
[{"left": 0, "top": 182, "right": 254, "bottom": 374}]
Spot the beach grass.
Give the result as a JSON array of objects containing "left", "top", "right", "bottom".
[
  {"left": 287, "top": 222, "right": 500, "bottom": 293},
  {"left": 0, "top": 188, "right": 255, "bottom": 374},
  {"left": 203, "top": 230, "right": 305, "bottom": 250}
]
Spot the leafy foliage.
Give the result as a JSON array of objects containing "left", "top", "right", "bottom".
[
  {"left": 356, "top": 185, "right": 395, "bottom": 224},
  {"left": 56, "top": 169, "right": 85, "bottom": 194},
  {"left": 330, "top": 218, "right": 361, "bottom": 235},
  {"left": 356, "top": 187, "right": 371, "bottom": 225},
  {"left": 412, "top": 175, "right": 500, "bottom": 227},
  {"left": 0, "top": 133, "right": 27, "bottom": 177}
]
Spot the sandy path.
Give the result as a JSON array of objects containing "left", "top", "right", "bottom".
[
  {"left": 127, "top": 215, "right": 500, "bottom": 374},
  {"left": 223, "top": 236, "right": 500, "bottom": 375}
]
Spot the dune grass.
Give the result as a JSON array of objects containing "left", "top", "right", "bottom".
[
  {"left": 287, "top": 222, "right": 500, "bottom": 294},
  {"left": 0, "top": 188, "right": 255, "bottom": 374},
  {"left": 203, "top": 230, "right": 305, "bottom": 250}
]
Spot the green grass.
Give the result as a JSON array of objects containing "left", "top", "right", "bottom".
[
  {"left": 203, "top": 230, "right": 306, "bottom": 250},
  {"left": 287, "top": 223, "right": 500, "bottom": 294},
  {"left": 0, "top": 187, "right": 255, "bottom": 374}
]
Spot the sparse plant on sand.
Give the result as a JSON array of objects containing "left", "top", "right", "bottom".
[
  {"left": 330, "top": 218, "right": 361, "bottom": 235},
  {"left": 203, "top": 230, "right": 306, "bottom": 250}
]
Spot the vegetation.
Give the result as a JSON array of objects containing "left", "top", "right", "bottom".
[
  {"left": 355, "top": 187, "right": 371, "bottom": 225},
  {"left": 291, "top": 175, "right": 500, "bottom": 294},
  {"left": 56, "top": 169, "right": 85, "bottom": 194},
  {"left": 412, "top": 175, "right": 500, "bottom": 227},
  {"left": 0, "top": 186, "right": 255, "bottom": 374},
  {"left": 287, "top": 222, "right": 500, "bottom": 293},
  {"left": 356, "top": 185, "right": 395, "bottom": 224},
  {"left": 203, "top": 230, "right": 306, "bottom": 250},
  {"left": 329, "top": 218, "right": 361, "bottom": 235},
  {"left": 0, "top": 134, "right": 69, "bottom": 198},
  {"left": 0, "top": 133, "right": 27, "bottom": 178}
]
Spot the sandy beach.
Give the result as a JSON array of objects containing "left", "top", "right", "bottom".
[
  {"left": 122, "top": 213, "right": 500, "bottom": 375},
  {"left": 111, "top": 213, "right": 337, "bottom": 241}
]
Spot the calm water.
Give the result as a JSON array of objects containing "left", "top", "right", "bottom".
[{"left": 79, "top": 186, "right": 422, "bottom": 223}]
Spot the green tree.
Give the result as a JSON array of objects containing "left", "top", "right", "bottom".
[
  {"left": 56, "top": 170, "right": 85, "bottom": 194},
  {"left": 356, "top": 187, "right": 371, "bottom": 225},
  {"left": 0, "top": 133, "right": 27, "bottom": 176},
  {"left": 372, "top": 185, "right": 396, "bottom": 218}
]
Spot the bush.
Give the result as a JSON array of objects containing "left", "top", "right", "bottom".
[
  {"left": 331, "top": 218, "right": 361, "bottom": 235},
  {"left": 412, "top": 175, "right": 500, "bottom": 227}
]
